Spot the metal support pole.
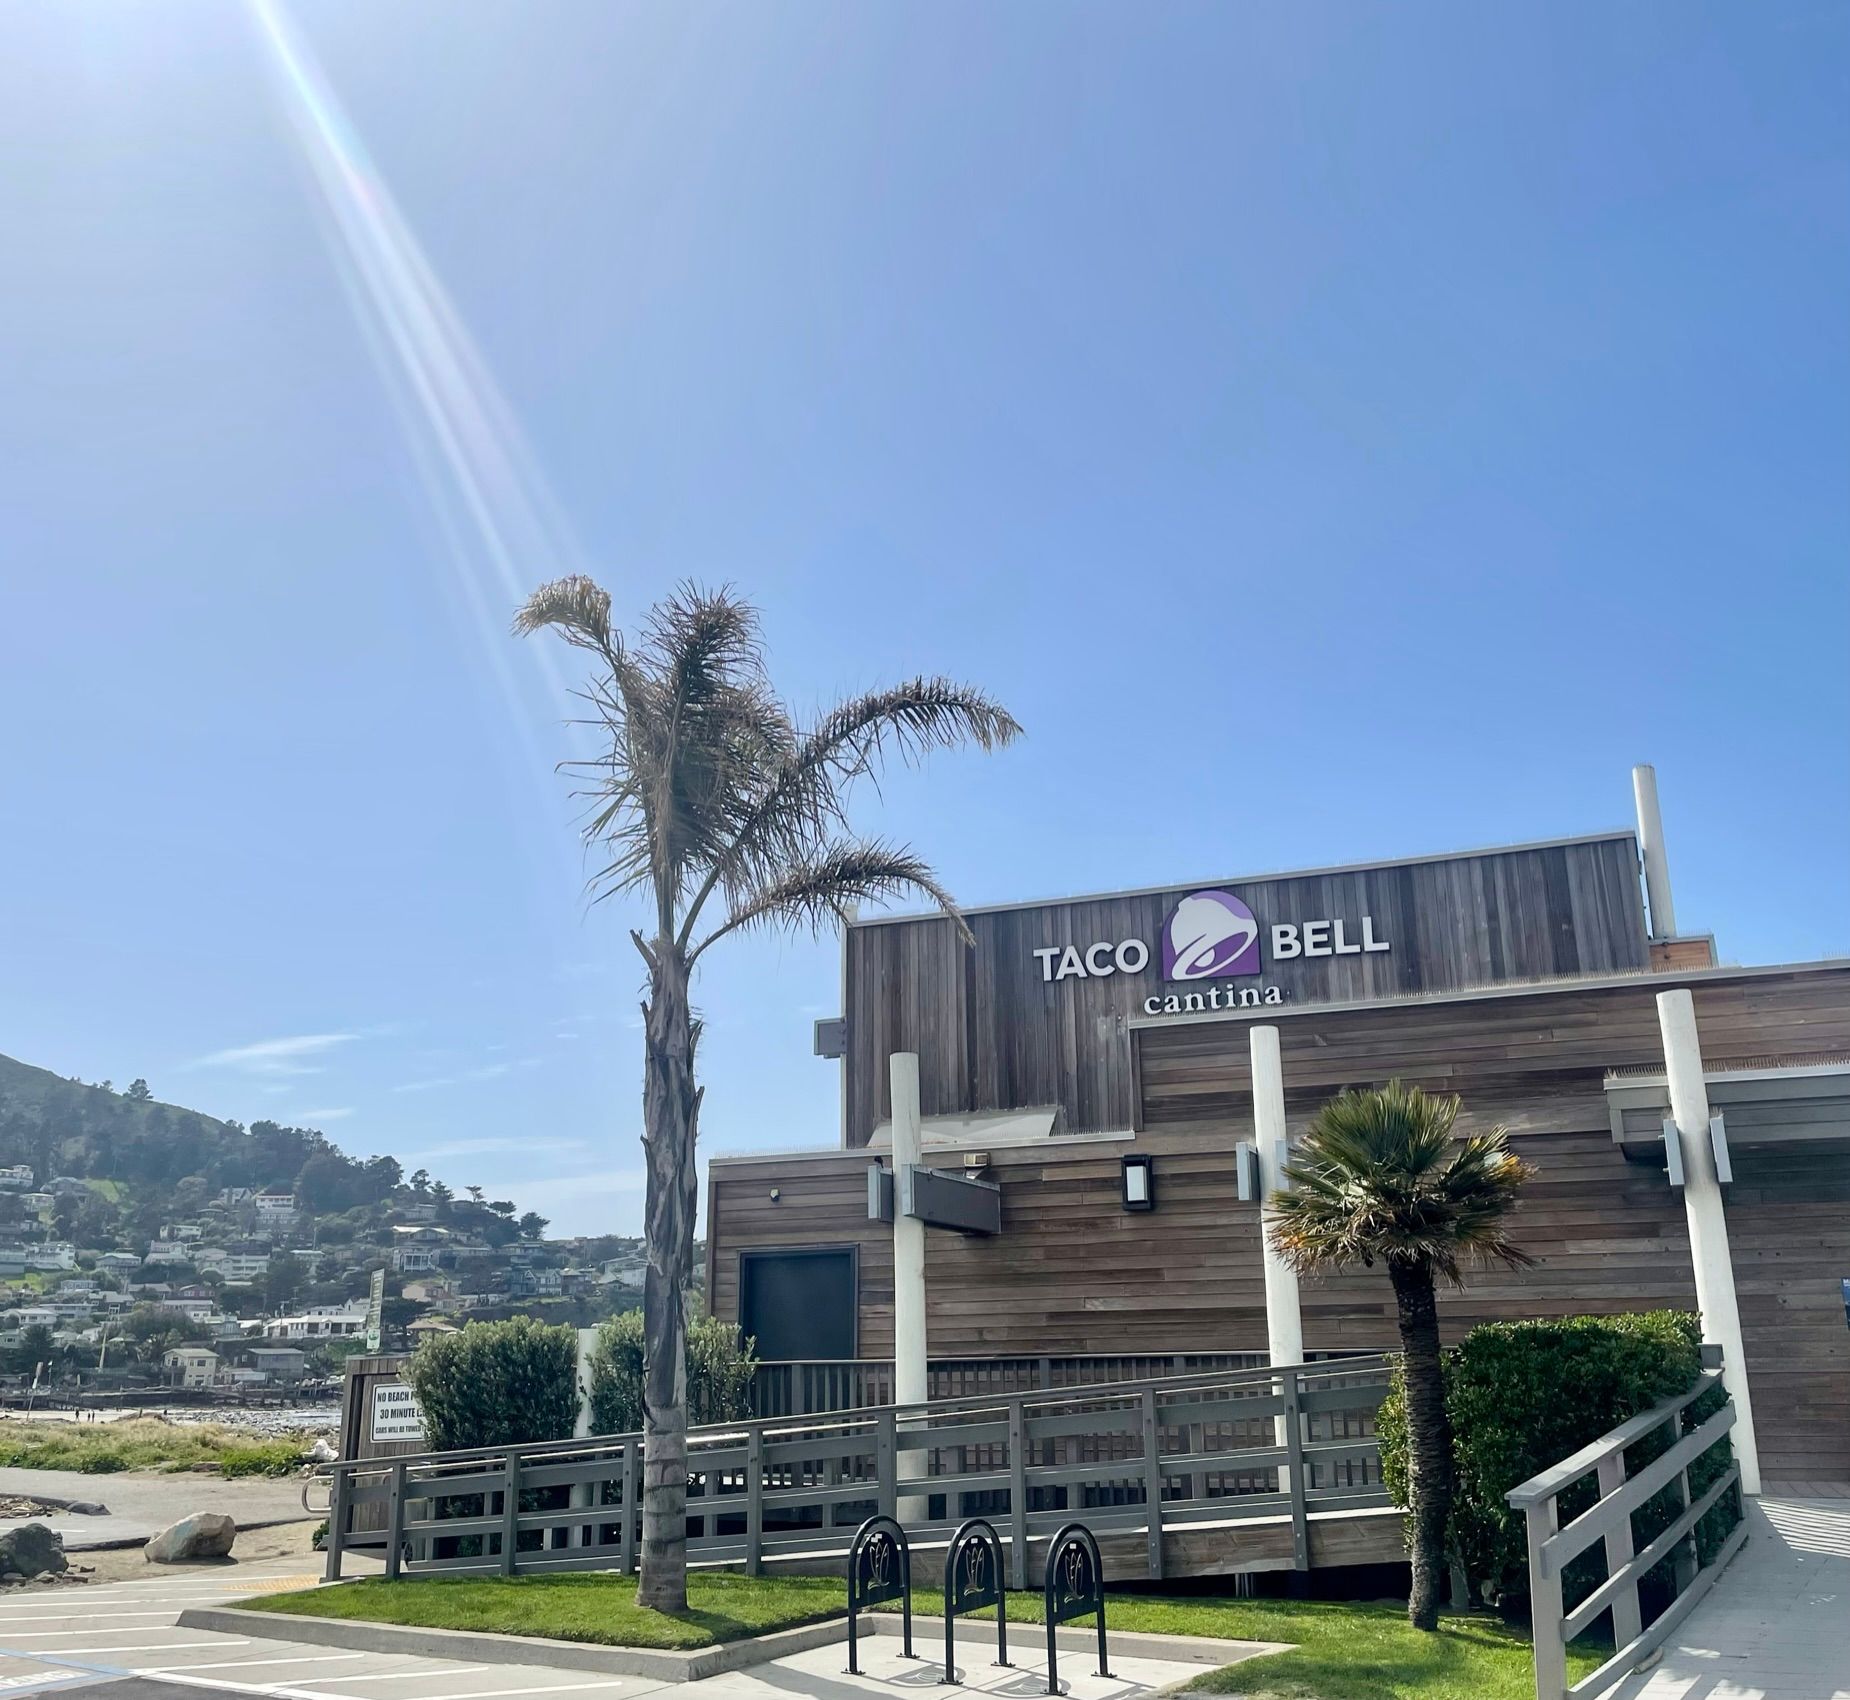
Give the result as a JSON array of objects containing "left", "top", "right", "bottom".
[
  {"left": 1657, "top": 989, "right": 1760, "bottom": 1494},
  {"left": 891, "top": 1052, "right": 931, "bottom": 1523},
  {"left": 1632, "top": 764, "right": 1677, "bottom": 939}
]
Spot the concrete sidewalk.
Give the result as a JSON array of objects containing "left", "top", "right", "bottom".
[
  {"left": 1600, "top": 1497, "right": 1850, "bottom": 1700},
  {"left": 0, "top": 1466, "right": 314, "bottom": 1549}
]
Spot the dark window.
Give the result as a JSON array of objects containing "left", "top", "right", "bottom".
[{"left": 740, "top": 1248, "right": 856, "bottom": 1360}]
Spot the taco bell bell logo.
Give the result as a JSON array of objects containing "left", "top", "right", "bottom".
[{"left": 1164, "top": 890, "right": 1261, "bottom": 981}]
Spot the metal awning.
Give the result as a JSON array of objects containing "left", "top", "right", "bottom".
[
  {"left": 1606, "top": 1060, "right": 1850, "bottom": 1159},
  {"left": 866, "top": 1105, "right": 1063, "bottom": 1153}
]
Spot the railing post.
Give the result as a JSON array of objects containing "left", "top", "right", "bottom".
[
  {"left": 500, "top": 1448, "right": 522, "bottom": 1575},
  {"left": 1595, "top": 1452, "right": 1641, "bottom": 1650},
  {"left": 876, "top": 1407, "right": 897, "bottom": 1522},
  {"left": 1281, "top": 1370, "right": 1309, "bottom": 1572},
  {"left": 1524, "top": 1495, "right": 1567, "bottom": 1700},
  {"left": 384, "top": 1458, "right": 406, "bottom": 1581},
  {"left": 620, "top": 1441, "right": 637, "bottom": 1576},
  {"left": 746, "top": 1424, "right": 764, "bottom": 1576},
  {"left": 1667, "top": 1412, "right": 1699, "bottom": 1595},
  {"left": 1008, "top": 1396, "right": 1028, "bottom": 1591},
  {"left": 323, "top": 1463, "right": 346, "bottom": 1582},
  {"left": 1140, "top": 1389, "right": 1164, "bottom": 1580}
]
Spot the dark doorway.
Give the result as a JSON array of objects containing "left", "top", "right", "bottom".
[{"left": 740, "top": 1248, "right": 857, "bottom": 1359}]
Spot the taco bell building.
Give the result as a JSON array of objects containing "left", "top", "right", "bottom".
[{"left": 705, "top": 767, "right": 1850, "bottom": 1490}]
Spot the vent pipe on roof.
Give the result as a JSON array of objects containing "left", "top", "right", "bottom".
[{"left": 1632, "top": 764, "right": 1677, "bottom": 940}]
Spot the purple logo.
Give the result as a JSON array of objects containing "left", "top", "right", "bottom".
[{"left": 1164, "top": 890, "right": 1261, "bottom": 981}]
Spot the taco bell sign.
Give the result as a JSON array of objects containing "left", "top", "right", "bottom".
[
  {"left": 1030, "top": 886, "right": 1390, "bottom": 990},
  {"left": 1164, "top": 890, "right": 1261, "bottom": 980}
]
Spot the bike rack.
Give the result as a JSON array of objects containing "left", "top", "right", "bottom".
[
  {"left": 845, "top": 1513, "right": 913, "bottom": 1675},
  {"left": 1042, "top": 1523, "right": 1108, "bottom": 1695},
  {"left": 940, "top": 1517, "right": 1009, "bottom": 1684}
]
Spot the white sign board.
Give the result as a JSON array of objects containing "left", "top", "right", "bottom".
[{"left": 370, "top": 1381, "right": 426, "bottom": 1445}]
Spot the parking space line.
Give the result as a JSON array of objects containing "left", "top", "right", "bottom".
[
  {"left": 295, "top": 1669, "right": 485, "bottom": 1685},
  {"left": 17, "top": 1641, "right": 250, "bottom": 1656},
  {"left": 0, "top": 1613, "right": 178, "bottom": 1624},
  {"left": 142, "top": 1655, "right": 379, "bottom": 1674}
]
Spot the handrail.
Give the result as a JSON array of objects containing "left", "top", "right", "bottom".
[
  {"left": 1507, "top": 1358, "right": 1745, "bottom": 1700},
  {"left": 1507, "top": 1371, "right": 1723, "bottom": 1508},
  {"left": 334, "top": 1353, "right": 1394, "bottom": 1477},
  {"left": 323, "top": 1354, "right": 1396, "bottom": 1589}
]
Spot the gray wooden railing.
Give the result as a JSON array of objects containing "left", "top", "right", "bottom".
[
  {"left": 749, "top": 1352, "right": 1274, "bottom": 1417},
  {"left": 324, "top": 1355, "right": 1393, "bottom": 1588},
  {"left": 1507, "top": 1348, "right": 1746, "bottom": 1700}
]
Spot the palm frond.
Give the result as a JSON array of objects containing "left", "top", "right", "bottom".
[
  {"left": 1269, "top": 1080, "right": 1535, "bottom": 1287},
  {"left": 512, "top": 576, "right": 613, "bottom": 652},
  {"left": 676, "top": 678, "right": 1021, "bottom": 947},
  {"left": 692, "top": 838, "right": 969, "bottom": 962}
]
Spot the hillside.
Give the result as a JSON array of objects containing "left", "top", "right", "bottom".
[{"left": 0, "top": 1051, "right": 660, "bottom": 1392}]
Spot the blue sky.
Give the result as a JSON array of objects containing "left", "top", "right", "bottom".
[{"left": 2, "top": 4, "right": 1845, "bottom": 1237}]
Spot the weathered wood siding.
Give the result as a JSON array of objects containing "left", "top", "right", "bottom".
[
  {"left": 843, "top": 834, "right": 1648, "bottom": 1146},
  {"left": 711, "top": 966, "right": 1850, "bottom": 1484}
]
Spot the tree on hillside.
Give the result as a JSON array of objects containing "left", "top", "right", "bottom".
[
  {"left": 125, "top": 1079, "right": 152, "bottom": 1103},
  {"left": 517, "top": 577, "right": 1018, "bottom": 1610},
  {"left": 1268, "top": 1080, "right": 1533, "bottom": 1631},
  {"left": 265, "top": 1251, "right": 307, "bottom": 1314},
  {"left": 518, "top": 1212, "right": 549, "bottom": 1240}
]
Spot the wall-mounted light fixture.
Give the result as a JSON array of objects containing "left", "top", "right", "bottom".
[{"left": 1120, "top": 1153, "right": 1154, "bottom": 1213}]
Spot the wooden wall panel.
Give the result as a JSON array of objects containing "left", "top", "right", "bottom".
[
  {"left": 711, "top": 965, "right": 1850, "bottom": 1483},
  {"left": 844, "top": 836, "right": 1647, "bottom": 1146}
]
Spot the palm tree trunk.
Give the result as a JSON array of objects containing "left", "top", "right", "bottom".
[
  {"left": 1388, "top": 1257, "right": 1453, "bottom": 1632},
  {"left": 637, "top": 941, "right": 699, "bottom": 1613}
]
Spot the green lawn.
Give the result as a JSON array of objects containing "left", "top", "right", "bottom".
[
  {"left": 245, "top": 1573, "right": 1601, "bottom": 1694},
  {"left": 245, "top": 1573, "right": 849, "bottom": 1651}
]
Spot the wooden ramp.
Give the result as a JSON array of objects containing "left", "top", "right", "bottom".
[{"left": 326, "top": 1356, "right": 1403, "bottom": 1587}]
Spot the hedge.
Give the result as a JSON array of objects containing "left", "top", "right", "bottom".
[
  {"left": 588, "top": 1312, "right": 757, "bottom": 1435},
  {"left": 1376, "top": 1311, "right": 1741, "bottom": 1617},
  {"left": 403, "top": 1316, "right": 580, "bottom": 1452}
]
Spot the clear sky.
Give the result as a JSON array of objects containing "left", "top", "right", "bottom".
[{"left": 2, "top": 4, "right": 1845, "bottom": 1237}]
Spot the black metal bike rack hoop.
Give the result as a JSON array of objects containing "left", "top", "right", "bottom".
[
  {"left": 845, "top": 1514, "right": 913, "bottom": 1674},
  {"left": 940, "top": 1517, "right": 1009, "bottom": 1684},
  {"left": 1042, "top": 1522, "right": 1109, "bottom": 1695}
]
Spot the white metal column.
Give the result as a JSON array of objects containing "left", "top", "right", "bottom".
[
  {"left": 889, "top": 1052, "right": 930, "bottom": 1519},
  {"left": 1251, "top": 1024, "right": 1304, "bottom": 1368},
  {"left": 1656, "top": 989, "right": 1760, "bottom": 1495}
]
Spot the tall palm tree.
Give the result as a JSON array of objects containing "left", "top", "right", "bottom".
[
  {"left": 516, "top": 577, "right": 1019, "bottom": 1611},
  {"left": 1268, "top": 1079, "right": 1533, "bottom": 1631}
]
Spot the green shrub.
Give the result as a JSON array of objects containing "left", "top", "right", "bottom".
[
  {"left": 588, "top": 1312, "right": 757, "bottom": 1435},
  {"left": 403, "top": 1316, "right": 580, "bottom": 1452},
  {"left": 1377, "top": 1311, "right": 1740, "bottom": 1616}
]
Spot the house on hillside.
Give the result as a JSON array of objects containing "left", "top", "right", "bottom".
[
  {"left": 96, "top": 1251, "right": 141, "bottom": 1275},
  {"left": 0, "top": 1167, "right": 33, "bottom": 1189},
  {"left": 163, "top": 1347, "right": 218, "bottom": 1389},
  {"left": 262, "top": 1302, "right": 367, "bottom": 1341},
  {"left": 253, "top": 1192, "right": 296, "bottom": 1225},
  {"left": 247, "top": 1345, "right": 308, "bottom": 1382}
]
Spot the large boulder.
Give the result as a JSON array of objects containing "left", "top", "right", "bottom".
[
  {"left": 144, "top": 1513, "right": 237, "bottom": 1564},
  {"left": 0, "top": 1524, "right": 67, "bottom": 1580}
]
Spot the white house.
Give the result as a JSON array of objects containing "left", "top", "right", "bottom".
[
  {"left": 197, "top": 1251, "right": 269, "bottom": 1282},
  {"left": 262, "top": 1302, "right": 367, "bottom": 1341},
  {"left": 28, "top": 1243, "right": 75, "bottom": 1272},
  {"left": 0, "top": 1167, "right": 33, "bottom": 1189},
  {"left": 96, "top": 1251, "right": 142, "bottom": 1274},
  {"left": 163, "top": 1347, "right": 218, "bottom": 1388},
  {"left": 393, "top": 1246, "right": 441, "bottom": 1274},
  {"left": 253, "top": 1192, "right": 297, "bottom": 1224}
]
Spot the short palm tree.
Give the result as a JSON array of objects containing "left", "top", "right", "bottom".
[
  {"left": 1269, "top": 1079, "right": 1533, "bottom": 1631},
  {"left": 516, "top": 577, "right": 1019, "bottom": 1611}
]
